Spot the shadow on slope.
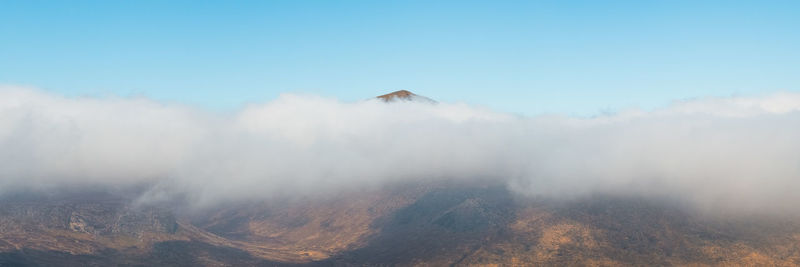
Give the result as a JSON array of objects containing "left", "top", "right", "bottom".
[{"left": 0, "top": 241, "right": 295, "bottom": 267}]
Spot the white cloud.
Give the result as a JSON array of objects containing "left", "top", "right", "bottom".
[{"left": 2, "top": 85, "right": 800, "bottom": 213}]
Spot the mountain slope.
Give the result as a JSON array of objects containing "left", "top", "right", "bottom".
[{"left": 3, "top": 182, "right": 800, "bottom": 266}]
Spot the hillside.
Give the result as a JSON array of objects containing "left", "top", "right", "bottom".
[{"left": 3, "top": 180, "right": 800, "bottom": 266}]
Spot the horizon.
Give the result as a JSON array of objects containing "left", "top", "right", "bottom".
[{"left": 4, "top": 86, "right": 800, "bottom": 118}]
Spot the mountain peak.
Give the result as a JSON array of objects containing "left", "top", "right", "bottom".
[
  {"left": 376, "top": 90, "right": 436, "bottom": 103},
  {"left": 377, "top": 90, "right": 415, "bottom": 101}
]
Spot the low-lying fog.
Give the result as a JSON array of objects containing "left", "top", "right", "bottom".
[{"left": 2, "top": 85, "right": 799, "bottom": 214}]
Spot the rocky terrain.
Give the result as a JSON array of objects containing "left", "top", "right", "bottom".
[{"left": 3, "top": 180, "right": 800, "bottom": 266}]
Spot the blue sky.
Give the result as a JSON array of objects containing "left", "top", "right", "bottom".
[{"left": 1, "top": 0, "right": 799, "bottom": 115}]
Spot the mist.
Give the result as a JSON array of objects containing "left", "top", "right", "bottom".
[{"left": 2, "top": 85, "right": 800, "bottom": 213}]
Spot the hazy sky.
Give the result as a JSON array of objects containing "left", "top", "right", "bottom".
[{"left": 2, "top": 1, "right": 799, "bottom": 115}]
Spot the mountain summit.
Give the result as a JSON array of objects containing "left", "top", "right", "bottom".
[{"left": 376, "top": 90, "right": 436, "bottom": 103}]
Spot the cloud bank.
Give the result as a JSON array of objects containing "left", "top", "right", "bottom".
[{"left": 2, "top": 85, "right": 800, "bottom": 213}]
